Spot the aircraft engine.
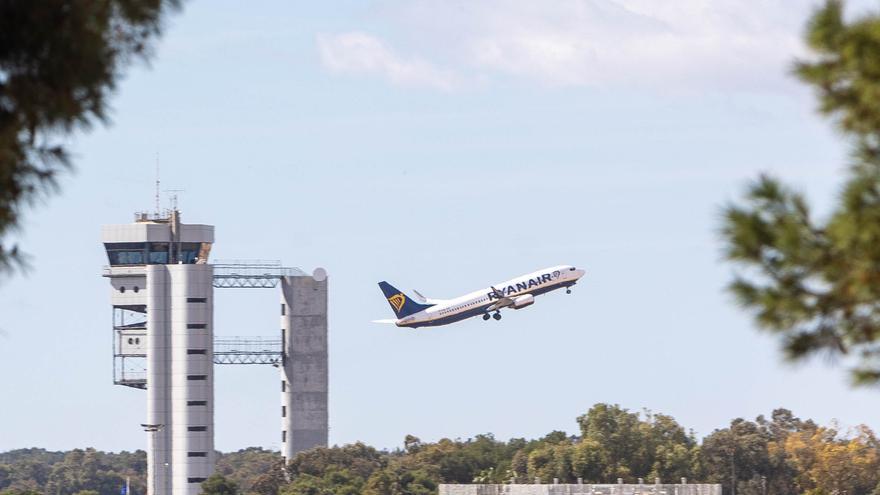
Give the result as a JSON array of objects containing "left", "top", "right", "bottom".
[{"left": 512, "top": 294, "right": 535, "bottom": 309}]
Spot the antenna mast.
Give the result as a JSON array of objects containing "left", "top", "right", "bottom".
[
  {"left": 155, "top": 154, "right": 161, "bottom": 216},
  {"left": 165, "top": 189, "right": 185, "bottom": 212}
]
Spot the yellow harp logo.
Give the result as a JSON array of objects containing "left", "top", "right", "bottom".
[{"left": 389, "top": 293, "right": 407, "bottom": 312}]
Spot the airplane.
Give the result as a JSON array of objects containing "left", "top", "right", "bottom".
[{"left": 374, "top": 265, "right": 585, "bottom": 328}]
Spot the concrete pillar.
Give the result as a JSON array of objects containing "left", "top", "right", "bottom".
[
  {"left": 146, "top": 266, "right": 171, "bottom": 495},
  {"left": 280, "top": 270, "right": 328, "bottom": 460},
  {"left": 169, "top": 265, "right": 214, "bottom": 495}
]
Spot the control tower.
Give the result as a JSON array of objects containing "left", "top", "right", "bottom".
[
  {"left": 101, "top": 209, "right": 328, "bottom": 495},
  {"left": 102, "top": 210, "right": 215, "bottom": 495}
]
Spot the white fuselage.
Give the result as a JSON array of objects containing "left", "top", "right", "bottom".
[{"left": 396, "top": 265, "right": 585, "bottom": 328}]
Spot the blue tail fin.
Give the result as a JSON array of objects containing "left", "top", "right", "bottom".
[{"left": 378, "top": 281, "right": 433, "bottom": 318}]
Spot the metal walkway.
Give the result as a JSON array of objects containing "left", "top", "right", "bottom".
[
  {"left": 212, "top": 260, "right": 305, "bottom": 288},
  {"left": 114, "top": 337, "right": 283, "bottom": 389},
  {"left": 214, "top": 337, "right": 282, "bottom": 365}
]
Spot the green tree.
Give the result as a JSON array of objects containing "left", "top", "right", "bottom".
[
  {"left": 280, "top": 474, "right": 325, "bottom": 495},
  {"left": 721, "top": 0, "right": 880, "bottom": 385},
  {"left": 576, "top": 404, "right": 651, "bottom": 480},
  {"left": 407, "top": 435, "right": 509, "bottom": 483},
  {"left": 403, "top": 435, "right": 422, "bottom": 455},
  {"left": 286, "top": 443, "right": 384, "bottom": 481},
  {"left": 361, "top": 465, "right": 435, "bottom": 495},
  {"left": 200, "top": 474, "right": 238, "bottom": 495},
  {"left": 571, "top": 438, "right": 606, "bottom": 483},
  {"left": 702, "top": 419, "right": 772, "bottom": 495},
  {"left": 6, "top": 460, "right": 49, "bottom": 491},
  {"left": 249, "top": 463, "right": 288, "bottom": 495},
  {"left": 0, "top": 465, "right": 11, "bottom": 491},
  {"left": 0, "top": 0, "right": 181, "bottom": 272},
  {"left": 43, "top": 448, "right": 127, "bottom": 495},
  {"left": 214, "top": 448, "right": 282, "bottom": 494},
  {"left": 526, "top": 443, "right": 574, "bottom": 483},
  {"left": 279, "top": 469, "right": 364, "bottom": 495}
]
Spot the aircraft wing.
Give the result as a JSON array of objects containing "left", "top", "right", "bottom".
[{"left": 486, "top": 286, "right": 514, "bottom": 311}]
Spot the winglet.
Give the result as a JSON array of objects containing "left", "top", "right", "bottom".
[
  {"left": 413, "top": 289, "right": 447, "bottom": 305},
  {"left": 412, "top": 289, "right": 428, "bottom": 303}
]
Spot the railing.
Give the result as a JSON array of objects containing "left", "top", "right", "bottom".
[
  {"left": 438, "top": 484, "right": 723, "bottom": 495},
  {"left": 212, "top": 260, "right": 305, "bottom": 288},
  {"left": 102, "top": 265, "right": 146, "bottom": 277},
  {"left": 214, "top": 337, "right": 283, "bottom": 365},
  {"left": 115, "top": 371, "right": 147, "bottom": 390},
  {"left": 102, "top": 260, "right": 305, "bottom": 287},
  {"left": 114, "top": 337, "right": 283, "bottom": 389}
]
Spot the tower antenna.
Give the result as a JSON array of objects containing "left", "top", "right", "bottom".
[
  {"left": 165, "top": 189, "right": 185, "bottom": 212},
  {"left": 155, "top": 153, "right": 161, "bottom": 216}
]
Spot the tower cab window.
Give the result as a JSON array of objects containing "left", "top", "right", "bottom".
[
  {"left": 148, "top": 243, "right": 169, "bottom": 264},
  {"left": 105, "top": 241, "right": 203, "bottom": 265},
  {"left": 105, "top": 243, "right": 145, "bottom": 265},
  {"left": 179, "top": 243, "right": 201, "bottom": 264}
]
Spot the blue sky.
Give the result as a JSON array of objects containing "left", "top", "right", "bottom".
[{"left": 2, "top": 0, "right": 880, "bottom": 453}]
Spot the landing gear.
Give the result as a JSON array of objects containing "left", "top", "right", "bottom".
[
  {"left": 566, "top": 288, "right": 572, "bottom": 294},
  {"left": 492, "top": 312, "right": 502, "bottom": 321},
  {"left": 482, "top": 313, "right": 491, "bottom": 321}
]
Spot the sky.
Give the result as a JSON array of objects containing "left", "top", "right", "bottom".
[{"left": 2, "top": 0, "right": 880, "bottom": 454}]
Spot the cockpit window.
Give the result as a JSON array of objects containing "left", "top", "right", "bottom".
[{"left": 569, "top": 267, "right": 576, "bottom": 271}]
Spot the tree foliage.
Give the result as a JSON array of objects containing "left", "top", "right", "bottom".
[
  {"left": 0, "top": 0, "right": 181, "bottom": 273},
  {"left": 784, "top": 425, "right": 880, "bottom": 495},
  {"left": 2, "top": 405, "right": 879, "bottom": 495},
  {"left": 0, "top": 448, "right": 145, "bottom": 495},
  {"left": 721, "top": 0, "right": 880, "bottom": 385},
  {"left": 200, "top": 474, "right": 239, "bottom": 495},
  {"left": 215, "top": 448, "right": 283, "bottom": 495}
]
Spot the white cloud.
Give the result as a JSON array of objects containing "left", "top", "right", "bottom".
[
  {"left": 317, "top": 32, "right": 462, "bottom": 91},
  {"left": 316, "top": 0, "right": 871, "bottom": 91}
]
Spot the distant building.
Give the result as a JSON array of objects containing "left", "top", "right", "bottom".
[{"left": 439, "top": 482, "right": 722, "bottom": 495}]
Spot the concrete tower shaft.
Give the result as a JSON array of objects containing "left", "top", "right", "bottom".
[
  {"left": 169, "top": 265, "right": 214, "bottom": 494},
  {"left": 280, "top": 273, "right": 329, "bottom": 459},
  {"left": 146, "top": 266, "right": 170, "bottom": 495}
]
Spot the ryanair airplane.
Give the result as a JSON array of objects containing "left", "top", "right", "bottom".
[{"left": 374, "top": 265, "right": 585, "bottom": 328}]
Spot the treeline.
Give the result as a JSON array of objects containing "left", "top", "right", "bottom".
[{"left": 1, "top": 404, "right": 878, "bottom": 495}]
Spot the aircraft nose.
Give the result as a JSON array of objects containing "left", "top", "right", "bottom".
[{"left": 574, "top": 269, "right": 586, "bottom": 279}]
